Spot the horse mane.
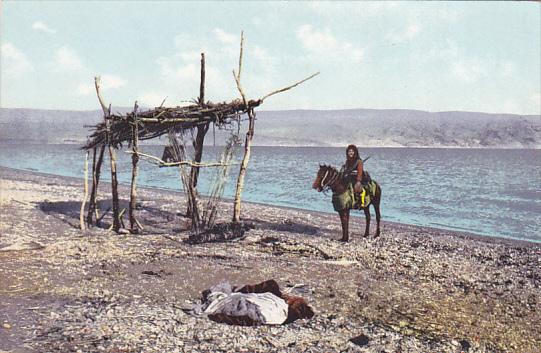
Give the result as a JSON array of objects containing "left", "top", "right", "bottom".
[{"left": 320, "top": 164, "right": 339, "bottom": 173}]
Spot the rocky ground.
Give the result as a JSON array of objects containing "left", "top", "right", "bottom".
[{"left": 0, "top": 166, "right": 540, "bottom": 353}]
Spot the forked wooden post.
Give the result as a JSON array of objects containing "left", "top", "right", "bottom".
[
  {"left": 231, "top": 32, "right": 318, "bottom": 223},
  {"left": 232, "top": 32, "right": 248, "bottom": 223},
  {"left": 94, "top": 76, "right": 121, "bottom": 232}
]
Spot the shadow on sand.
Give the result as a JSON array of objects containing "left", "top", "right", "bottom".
[
  {"left": 37, "top": 200, "right": 323, "bottom": 240},
  {"left": 37, "top": 199, "right": 187, "bottom": 234},
  {"left": 245, "top": 218, "right": 321, "bottom": 236}
]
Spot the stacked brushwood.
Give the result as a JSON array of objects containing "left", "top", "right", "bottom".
[{"left": 83, "top": 99, "right": 262, "bottom": 150}]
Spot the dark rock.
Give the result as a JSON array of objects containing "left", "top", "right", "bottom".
[
  {"left": 142, "top": 270, "right": 161, "bottom": 277},
  {"left": 460, "top": 339, "right": 471, "bottom": 351},
  {"left": 350, "top": 334, "right": 370, "bottom": 346}
]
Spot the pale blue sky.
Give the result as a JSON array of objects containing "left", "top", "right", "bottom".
[{"left": 1, "top": 1, "right": 540, "bottom": 114}]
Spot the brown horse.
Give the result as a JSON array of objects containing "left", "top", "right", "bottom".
[{"left": 312, "top": 164, "right": 382, "bottom": 242}]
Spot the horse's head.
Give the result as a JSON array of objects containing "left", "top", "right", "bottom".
[{"left": 312, "top": 164, "right": 338, "bottom": 192}]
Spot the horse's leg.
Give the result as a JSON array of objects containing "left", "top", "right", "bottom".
[
  {"left": 339, "top": 209, "right": 350, "bottom": 242},
  {"left": 363, "top": 206, "right": 370, "bottom": 238},
  {"left": 374, "top": 187, "right": 381, "bottom": 238}
]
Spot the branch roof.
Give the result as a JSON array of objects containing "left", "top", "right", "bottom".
[{"left": 83, "top": 98, "right": 261, "bottom": 150}]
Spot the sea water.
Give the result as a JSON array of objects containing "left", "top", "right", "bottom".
[{"left": 0, "top": 144, "right": 539, "bottom": 242}]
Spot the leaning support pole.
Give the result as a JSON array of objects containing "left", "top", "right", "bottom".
[
  {"left": 187, "top": 53, "right": 209, "bottom": 218},
  {"left": 129, "top": 102, "right": 140, "bottom": 233},
  {"left": 86, "top": 147, "right": 98, "bottom": 225},
  {"left": 80, "top": 151, "right": 89, "bottom": 230},
  {"left": 95, "top": 76, "right": 121, "bottom": 232},
  {"left": 233, "top": 108, "right": 255, "bottom": 223},
  {"left": 169, "top": 132, "right": 201, "bottom": 232},
  {"left": 183, "top": 164, "right": 201, "bottom": 233},
  {"left": 87, "top": 145, "right": 105, "bottom": 225},
  {"left": 187, "top": 123, "right": 209, "bottom": 216}
]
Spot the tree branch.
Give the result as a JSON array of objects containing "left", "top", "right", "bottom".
[
  {"left": 260, "top": 72, "right": 320, "bottom": 102},
  {"left": 233, "top": 31, "right": 247, "bottom": 106},
  {"left": 159, "top": 97, "right": 167, "bottom": 108},
  {"left": 233, "top": 70, "right": 247, "bottom": 107},
  {"left": 124, "top": 150, "right": 234, "bottom": 168},
  {"left": 94, "top": 76, "right": 109, "bottom": 116},
  {"left": 237, "top": 31, "right": 244, "bottom": 82}
]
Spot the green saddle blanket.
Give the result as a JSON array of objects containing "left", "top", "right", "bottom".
[{"left": 332, "top": 181, "right": 377, "bottom": 211}]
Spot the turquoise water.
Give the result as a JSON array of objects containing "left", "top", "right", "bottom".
[{"left": 1, "top": 144, "right": 540, "bottom": 242}]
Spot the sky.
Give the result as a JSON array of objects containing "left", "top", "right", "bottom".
[{"left": 1, "top": 1, "right": 540, "bottom": 114}]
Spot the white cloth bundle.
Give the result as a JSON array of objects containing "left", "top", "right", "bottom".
[{"left": 204, "top": 291, "right": 288, "bottom": 325}]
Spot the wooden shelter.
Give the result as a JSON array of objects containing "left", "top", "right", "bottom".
[{"left": 81, "top": 33, "right": 318, "bottom": 239}]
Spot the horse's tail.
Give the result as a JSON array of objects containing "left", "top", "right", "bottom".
[{"left": 372, "top": 180, "right": 382, "bottom": 202}]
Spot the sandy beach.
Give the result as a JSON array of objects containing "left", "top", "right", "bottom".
[{"left": 0, "top": 166, "right": 540, "bottom": 353}]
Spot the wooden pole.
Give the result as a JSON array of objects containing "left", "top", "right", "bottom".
[
  {"left": 183, "top": 165, "right": 201, "bottom": 233},
  {"left": 87, "top": 145, "right": 105, "bottom": 225},
  {"left": 168, "top": 131, "right": 201, "bottom": 232},
  {"left": 232, "top": 31, "right": 251, "bottom": 223},
  {"left": 187, "top": 53, "right": 209, "bottom": 217},
  {"left": 94, "top": 76, "right": 121, "bottom": 232},
  {"left": 107, "top": 122, "right": 121, "bottom": 232},
  {"left": 86, "top": 147, "right": 98, "bottom": 225},
  {"left": 233, "top": 108, "right": 255, "bottom": 223},
  {"left": 87, "top": 145, "right": 104, "bottom": 224},
  {"left": 129, "top": 102, "right": 140, "bottom": 233},
  {"left": 80, "top": 152, "right": 89, "bottom": 230},
  {"left": 95, "top": 145, "right": 105, "bottom": 223},
  {"left": 199, "top": 53, "right": 205, "bottom": 106}
]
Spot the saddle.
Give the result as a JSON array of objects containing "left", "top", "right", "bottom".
[
  {"left": 355, "top": 180, "right": 377, "bottom": 208},
  {"left": 332, "top": 180, "right": 377, "bottom": 211}
]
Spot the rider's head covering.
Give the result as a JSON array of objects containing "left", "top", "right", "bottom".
[{"left": 346, "top": 144, "right": 359, "bottom": 161}]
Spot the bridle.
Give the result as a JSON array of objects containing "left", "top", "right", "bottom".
[
  {"left": 317, "top": 156, "right": 370, "bottom": 192},
  {"left": 318, "top": 166, "right": 341, "bottom": 192}
]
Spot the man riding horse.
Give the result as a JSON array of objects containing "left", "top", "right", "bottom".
[
  {"left": 312, "top": 144, "right": 381, "bottom": 242},
  {"left": 342, "top": 144, "right": 370, "bottom": 195}
]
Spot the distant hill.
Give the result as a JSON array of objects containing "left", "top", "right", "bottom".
[
  {"left": 1, "top": 107, "right": 539, "bottom": 148},
  {"left": 254, "top": 109, "right": 541, "bottom": 148}
]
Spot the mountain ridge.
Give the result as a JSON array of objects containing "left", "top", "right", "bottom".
[{"left": 1, "top": 107, "right": 539, "bottom": 148}]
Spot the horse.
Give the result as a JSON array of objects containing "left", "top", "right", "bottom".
[{"left": 312, "top": 164, "right": 382, "bottom": 242}]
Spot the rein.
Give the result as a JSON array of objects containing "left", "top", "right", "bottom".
[
  {"left": 320, "top": 167, "right": 342, "bottom": 192},
  {"left": 319, "top": 156, "right": 370, "bottom": 192}
]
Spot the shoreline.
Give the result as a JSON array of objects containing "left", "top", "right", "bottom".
[
  {"left": 1, "top": 166, "right": 540, "bottom": 352},
  {"left": 0, "top": 165, "right": 537, "bottom": 247},
  {"left": 1, "top": 141, "right": 540, "bottom": 150}
]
